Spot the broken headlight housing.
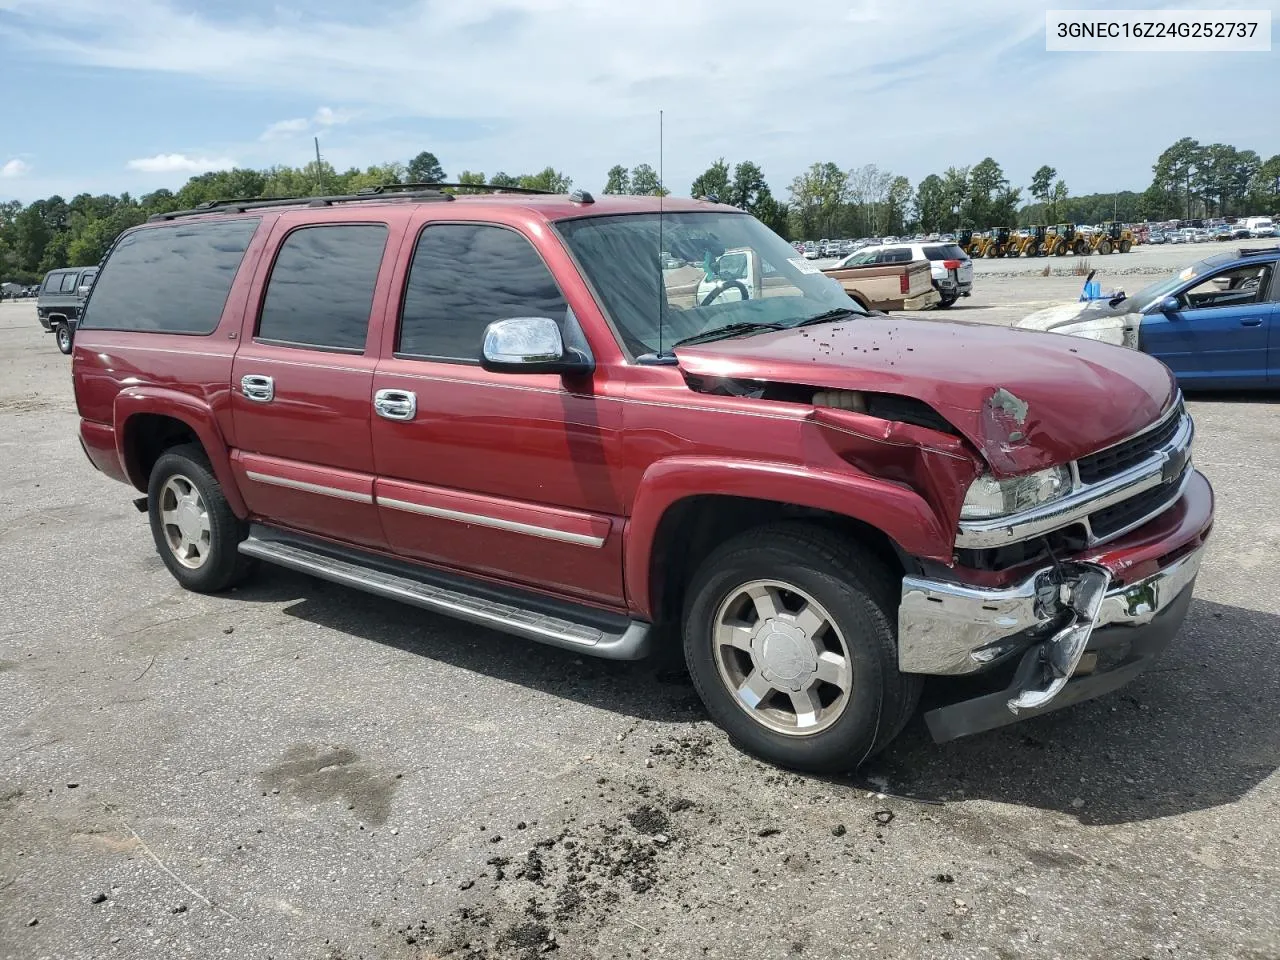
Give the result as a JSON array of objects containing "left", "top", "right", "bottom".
[{"left": 960, "top": 465, "right": 1072, "bottom": 520}]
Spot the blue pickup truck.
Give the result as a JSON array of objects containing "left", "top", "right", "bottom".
[{"left": 1016, "top": 245, "right": 1280, "bottom": 389}]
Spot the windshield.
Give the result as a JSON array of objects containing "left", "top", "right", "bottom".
[
  {"left": 555, "top": 211, "right": 863, "bottom": 357},
  {"left": 1124, "top": 253, "right": 1237, "bottom": 311}
]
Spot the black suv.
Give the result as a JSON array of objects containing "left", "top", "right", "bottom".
[{"left": 37, "top": 266, "right": 98, "bottom": 354}]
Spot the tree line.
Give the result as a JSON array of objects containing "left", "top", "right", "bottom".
[{"left": 4, "top": 140, "right": 1278, "bottom": 283}]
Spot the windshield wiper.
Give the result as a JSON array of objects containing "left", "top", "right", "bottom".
[
  {"left": 791, "top": 307, "right": 864, "bottom": 328},
  {"left": 670, "top": 322, "right": 786, "bottom": 349}
]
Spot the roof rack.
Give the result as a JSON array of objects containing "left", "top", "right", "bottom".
[
  {"left": 391, "top": 181, "right": 554, "bottom": 196},
  {"left": 147, "top": 181, "right": 561, "bottom": 222},
  {"left": 1239, "top": 245, "right": 1280, "bottom": 257}
]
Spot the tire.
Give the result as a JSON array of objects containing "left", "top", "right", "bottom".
[
  {"left": 937, "top": 295, "right": 957, "bottom": 309},
  {"left": 1119, "top": 239, "right": 1132, "bottom": 253},
  {"left": 682, "top": 522, "right": 921, "bottom": 773},
  {"left": 1054, "top": 241, "right": 1068, "bottom": 257},
  {"left": 54, "top": 322, "right": 72, "bottom": 355},
  {"left": 147, "top": 443, "right": 253, "bottom": 593},
  {"left": 1098, "top": 239, "right": 1113, "bottom": 255},
  {"left": 1073, "top": 240, "right": 1088, "bottom": 256}
]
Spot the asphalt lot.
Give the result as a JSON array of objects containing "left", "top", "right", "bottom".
[{"left": 1, "top": 285, "right": 1278, "bottom": 960}]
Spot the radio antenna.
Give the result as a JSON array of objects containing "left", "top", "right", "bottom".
[{"left": 657, "top": 109, "right": 665, "bottom": 357}]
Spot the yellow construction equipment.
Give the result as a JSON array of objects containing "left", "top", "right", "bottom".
[
  {"left": 1011, "top": 225, "right": 1047, "bottom": 257},
  {"left": 1089, "top": 221, "right": 1135, "bottom": 254},
  {"left": 958, "top": 229, "right": 986, "bottom": 258},
  {"left": 986, "top": 226, "right": 1014, "bottom": 258}
]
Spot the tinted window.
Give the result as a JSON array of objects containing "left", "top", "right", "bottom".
[
  {"left": 257, "top": 225, "right": 388, "bottom": 352},
  {"left": 80, "top": 219, "right": 260, "bottom": 334},
  {"left": 923, "top": 244, "right": 967, "bottom": 261},
  {"left": 60, "top": 273, "right": 81, "bottom": 292},
  {"left": 881, "top": 247, "right": 913, "bottom": 264},
  {"left": 43, "top": 272, "right": 65, "bottom": 292},
  {"left": 398, "top": 224, "right": 566, "bottom": 362}
]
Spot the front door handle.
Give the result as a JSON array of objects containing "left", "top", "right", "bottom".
[
  {"left": 374, "top": 388, "right": 417, "bottom": 421},
  {"left": 1240, "top": 318, "right": 1263, "bottom": 327},
  {"left": 240, "top": 374, "right": 275, "bottom": 403}
]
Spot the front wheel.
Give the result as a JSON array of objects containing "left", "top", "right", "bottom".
[
  {"left": 682, "top": 523, "right": 920, "bottom": 773},
  {"left": 54, "top": 322, "right": 72, "bottom": 355},
  {"left": 1119, "top": 239, "right": 1132, "bottom": 253},
  {"left": 148, "top": 444, "right": 254, "bottom": 593}
]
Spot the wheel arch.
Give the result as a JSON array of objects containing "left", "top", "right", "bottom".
[
  {"left": 116, "top": 391, "right": 248, "bottom": 517},
  {"left": 624, "top": 457, "right": 952, "bottom": 623}
]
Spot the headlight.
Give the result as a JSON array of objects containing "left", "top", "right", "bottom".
[{"left": 960, "top": 466, "right": 1072, "bottom": 520}]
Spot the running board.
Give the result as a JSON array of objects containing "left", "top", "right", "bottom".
[{"left": 237, "top": 531, "right": 651, "bottom": 660}]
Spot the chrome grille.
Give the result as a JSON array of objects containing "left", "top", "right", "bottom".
[
  {"left": 1088, "top": 467, "right": 1188, "bottom": 540},
  {"left": 1076, "top": 399, "right": 1185, "bottom": 485}
]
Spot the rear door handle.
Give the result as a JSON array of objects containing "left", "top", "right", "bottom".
[
  {"left": 374, "top": 388, "right": 417, "bottom": 421},
  {"left": 240, "top": 374, "right": 275, "bottom": 403},
  {"left": 1240, "top": 318, "right": 1263, "bottom": 327}
]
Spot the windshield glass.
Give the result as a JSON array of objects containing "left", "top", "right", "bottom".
[
  {"left": 1125, "top": 253, "right": 1236, "bottom": 311},
  {"left": 556, "top": 211, "right": 863, "bottom": 356}
]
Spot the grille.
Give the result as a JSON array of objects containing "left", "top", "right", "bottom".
[
  {"left": 1076, "top": 401, "right": 1185, "bottom": 485},
  {"left": 1088, "top": 471, "right": 1186, "bottom": 540}
]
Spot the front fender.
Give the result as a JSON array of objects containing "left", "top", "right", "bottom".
[
  {"left": 623, "top": 456, "right": 955, "bottom": 619},
  {"left": 115, "top": 389, "right": 248, "bottom": 518}
]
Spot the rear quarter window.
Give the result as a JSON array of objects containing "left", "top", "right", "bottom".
[
  {"left": 79, "top": 218, "right": 261, "bottom": 334},
  {"left": 923, "top": 245, "right": 967, "bottom": 260}
]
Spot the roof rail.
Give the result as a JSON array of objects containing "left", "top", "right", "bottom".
[
  {"left": 390, "top": 181, "right": 554, "bottom": 196},
  {"left": 147, "top": 185, "right": 455, "bottom": 222}
]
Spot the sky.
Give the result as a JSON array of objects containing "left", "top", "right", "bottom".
[{"left": 1, "top": 0, "right": 1277, "bottom": 204}]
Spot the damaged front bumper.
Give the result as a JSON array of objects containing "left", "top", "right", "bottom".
[{"left": 897, "top": 470, "right": 1212, "bottom": 741}]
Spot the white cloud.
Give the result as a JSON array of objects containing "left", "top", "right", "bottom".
[
  {"left": 313, "top": 106, "right": 351, "bottom": 127},
  {"left": 1, "top": 159, "right": 30, "bottom": 178},
  {"left": 261, "top": 117, "right": 309, "bottom": 140},
  {"left": 126, "top": 153, "right": 236, "bottom": 174},
  {"left": 7, "top": 0, "right": 1278, "bottom": 197}
]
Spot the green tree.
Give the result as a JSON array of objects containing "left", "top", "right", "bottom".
[
  {"left": 939, "top": 166, "right": 969, "bottom": 230},
  {"left": 519, "top": 167, "right": 572, "bottom": 193},
  {"left": 629, "top": 164, "right": 666, "bottom": 196},
  {"left": 1250, "top": 154, "right": 1280, "bottom": 212},
  {"left": 602, "top": 165, "right": 631, "bottom": 195},
  {"left": 1152, "top": 137, "right": 1203, "bottom": 218},
  {"left": 914, "top": 174, "right": 946, "bottom": 232},
  {"left": 1048, "top": 179, "right": 1069, "bottom": 222},
  {"left": 884, "top": 175, "right": 913, "bottom": 236},
  {"left": 489, "top": 172, "right": 521, "bottom": 188},
  {"left": 1029, "top": 165, "right": 1057, "bottom": 207},
  {"left": 406, "top": 151, "right": 445, "bottom": 184},
  {"left": 454, "top": 170, "right": 487, "bottom": 194},
  {"left": 729, "top": 161, "right": 769, "bottom": 211},
  {"left": 964, "top": 157, "right": 1008, "bottom": 227},
  {"left": 787, "top": 162, "right": 848, "bottom": 238},
  {"left": 690, "top": 158, "right": 731, "bottom": 202}
]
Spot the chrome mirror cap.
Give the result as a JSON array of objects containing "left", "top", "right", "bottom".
[{"left": 481, "top": 317, "right": 593, "bottom": 376}]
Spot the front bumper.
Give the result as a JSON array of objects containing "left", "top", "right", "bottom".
[{"left": 898, "top": 469, "right": 1212, "bottom": 739}]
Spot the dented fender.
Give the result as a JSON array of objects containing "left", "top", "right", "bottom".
[{"left": 623, "top": 455, "right": 957, "bottom": 619}]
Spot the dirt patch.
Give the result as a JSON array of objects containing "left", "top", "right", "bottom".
[{"left": 259, "top": 744, "right": 399, "bottom": 826}]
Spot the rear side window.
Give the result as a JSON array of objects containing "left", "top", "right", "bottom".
[
  {"left": 256, "top": 225, "right": 388, "bottom": 352},
  {"left": 881, "top": 247, "right": 913, "bottom": 264},
  {"left": 59, "top": 273, "right": 79, "bottom": 293},
  {"left": 397, "top": 223, "right": 567, "bottom": 363},
  {"left": 80, "top": 218, "right": 260, "bottom": 334},
  {"left": 923, "top": 244, "right": 967, "bottom": 261},
  {"left": 43, "top": 273, "right": 64, "bottom": 292}
]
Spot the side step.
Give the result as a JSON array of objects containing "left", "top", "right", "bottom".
[{"left": 237, "top": 527, "right": 651, "bottom": 660}]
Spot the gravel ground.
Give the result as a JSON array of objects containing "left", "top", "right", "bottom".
[{"left": 1, "top": 286, "right": 1277, "bottom": 960}]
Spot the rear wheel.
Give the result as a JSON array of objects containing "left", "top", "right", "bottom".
[
  {"left": 682, "top": 523, "right": 920, "bottom": 773},
  {"left": 1054, "top": 240, "right": 1068, "bottom": 256},
  {"left": 937, "top": 294, "right": 957, "bottom": 309},
  {"left": 54, "top": 322, "right": 72, "bottom": 355},
  {"left": 147, "top": 444, "right": 254, "bottom": 593},
  {"left": 1098, "top": 239, "right": 1113, "bottom": 255},
  {"left": 1119, "top": 239, "right": 1132, "bottom": 253}
]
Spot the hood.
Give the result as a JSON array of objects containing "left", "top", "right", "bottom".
[
  {"left": 674, "top": 314, "right": 1176, "bottom": 477},
  {"left": 1016, "top": 300, "right": 1141, "bottom": 349}
]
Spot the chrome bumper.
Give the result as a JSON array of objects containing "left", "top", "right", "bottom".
[{"left": 898, "top": 542, "right": 1204, "bottom": 684}]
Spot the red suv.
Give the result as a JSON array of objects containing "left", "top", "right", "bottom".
[{"left": 71, "top": 186, "right": 1212, "bottom": 772}]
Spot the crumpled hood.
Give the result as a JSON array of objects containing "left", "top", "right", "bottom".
[
  {"left": 674, "top": 315, "right": 1176, "bottom": 476},
  {"left": 1016, "top": 300, "right": 1141, "bottom": 349}
]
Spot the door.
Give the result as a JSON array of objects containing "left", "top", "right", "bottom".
[
  {"left": 1140, "top": 261, "right": 1275, "bottom": 388},
  {"left": 370, "top": 219, "right": 627, "bottom": 607},
  {"left": 230, "top": 218, "right": 401, "bottom": 549}
]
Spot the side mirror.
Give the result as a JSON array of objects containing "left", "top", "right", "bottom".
[
  {"left": 481, "top": 317, "right": 594, "bottom": 376},
  {"left": 77, "top": 285, "right": 92, "bottom": 297},
  {"left": 1158, "top": 295, "right": 1181, "bottom": 315}
]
